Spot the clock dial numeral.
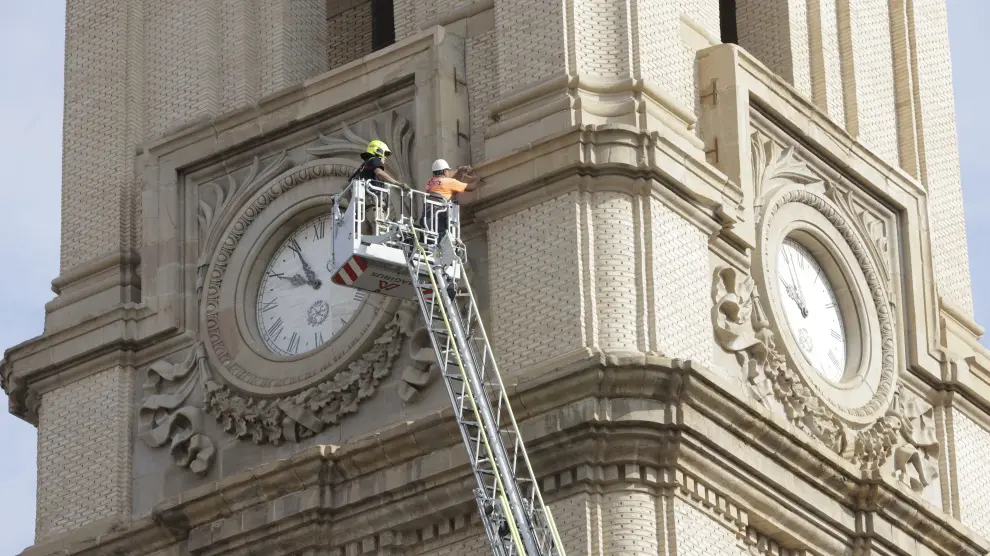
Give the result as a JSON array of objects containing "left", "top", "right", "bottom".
[
  {"left": 287, "top": 237, "right": 302, "bottom": 254},
  {"left": 261, "top": 298, "right": 278, "bottom": 313},
  {"left": 314, "top": 332, "right": 324, "bottom": 346},
  {"left": 287, "top": 332, "right": 300, "bottom": 355},
  {"left": 266, "top": 317, "right": 284, "bottom": 339},
  {"left": 313, "top": 219, "right": 326, "bottom": 240},
  {"left": 828, "top": 350, "right": 840, "bottom": 369},
  {"left": 355, "top": 290, "right": 368, "bottom": 302},
  {"left": 830, "top": 329, "right": 842, "bottom": 341}
]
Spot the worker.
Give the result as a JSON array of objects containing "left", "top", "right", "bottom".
[
  {"left": 422, "top": 159, "right": 480, "bottom": 240},
  {"left": 350, "top": 140, "right": 405, "bottom": 234}
]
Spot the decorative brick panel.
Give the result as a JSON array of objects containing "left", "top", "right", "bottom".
[
  {"left": 551, "top": 492, "right": 603, "bottom": 555},
  {"left": 260, "top": 0, "right": 328, "bottom": 97},
  {"left": 495, "top": 0, "right": 566, "bottom": 95},
  {"left": 487, "top": 192, "right": 584, "bottom": 372},
  {"left": 649, "top": 199, "right": 713, "bottom": 366},
  {"left": 220, "top": 0, "right": 261, "bottom": 113},
  {"left": 328, "top": 2, "right": 373, "bottom": 70},
  {"left": 843, "top": 0, "right": 899, "bottom": 166},
  {"left": 575, "top": 0, "right": 629, "bottom": 80},
  {"left": 60, "top": 0, "right": 140, "bottom": 270},
  {"left": 35, "top": 367, "right": 134, "bottom": 540},
  {"left": 594, "top": 192, "right": 640, "bottom": 353},
  {"left": 673, "top": 498, "right": 745, "bottom": 556},
  {"left": 952, "top": 411, "right": 990, "bottom": 539},
  {"left": 736, "top": 0, "right": 812, "bottom": 98},
  {"left": 808, "top": 0, "right": 846, "bottom": 124},
  {"left": 145, "top": 0, "right": 220, "bottom": 140},
  {"left": 466, "top": 29, "right": 498, "bottom": 163},
  {"left": 911, "top": 0, "right": 972, "bottom": 314},
  {"left": 602, "top": 490, "right": 659, "bottom": 553}
]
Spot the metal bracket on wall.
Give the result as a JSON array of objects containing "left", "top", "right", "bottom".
[
  {"left": 453, "top": 67, "right": 468, "bottom": 94},
  {"left": 700, "top": 78, "right": 719, "bottom": 106},
  {"left": 456, "top": 119, "right": 470, "bottom": 146}
]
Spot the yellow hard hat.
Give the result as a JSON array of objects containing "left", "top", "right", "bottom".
[{"left": 365, "top": 140, "right": 392, "bottom": 159}]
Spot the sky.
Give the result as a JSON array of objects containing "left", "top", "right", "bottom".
[{"left": 0, "top": 1, "right": 987, "bottom": 553}]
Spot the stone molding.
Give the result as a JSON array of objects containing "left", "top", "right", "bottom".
[{"left": 21, "top": 355, "right": 988, "bottom": 555}]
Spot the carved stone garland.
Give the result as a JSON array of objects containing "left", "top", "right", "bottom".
[
  {"left": 712, "top": 267, "right": 939, "bottom": 492},
  {"left": 138, "top": 110, "right": 439, "bottom": 475}
]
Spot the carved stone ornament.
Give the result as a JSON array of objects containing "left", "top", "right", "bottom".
[
  {"left": 139, "top": 110, "right": 439, "bottom": 475},
  {"left": 751, "top": 130, "right": 823, "bottom": 201},
  {"left": 712, "top": 267, "right": 938, "bottom": 493}
]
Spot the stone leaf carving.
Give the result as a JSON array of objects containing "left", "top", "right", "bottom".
[
  {"left": 751, "top": 131, "right": 822, "bottom": 202},
  {"left": 712, "top": 266, "right": 939, "bottom": 493},
  {"left": 399, "top": 327, "right": 438, "bottom": 403},
  {"left": 851, "top": 385, "right": 940, "bottom": 491},
  {"left": 712, "top": 267, "right": 846, "bottom": 452},
  {"left": 307, "top": 110, "right": 415, "bottom": 183},
  {"left": 138, "top": 343, "right": 216, "bottom": 476},
  {"left": 196, "top": 152, "right": 292, "bottom": 296},
  {"left": 825, "top": 183, "right": 891, "bottom": 283},
  {"left": 204, "top": 303, "right": 420, "bottom": 445}
]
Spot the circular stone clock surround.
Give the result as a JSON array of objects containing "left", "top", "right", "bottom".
[
  {"left": 201, "top": 161, "right": 400, "bottom": 396},
  {"left": 755, "top": 186, "right": 895, "bottom": 424}
]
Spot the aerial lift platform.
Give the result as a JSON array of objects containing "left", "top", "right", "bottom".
[{"left": 329, "top": 179, "right": 566, "bottom": 556}]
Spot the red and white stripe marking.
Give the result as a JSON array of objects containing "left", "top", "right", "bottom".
[{"left": 331, "top": 255, "right": 368, "bottom": 286}]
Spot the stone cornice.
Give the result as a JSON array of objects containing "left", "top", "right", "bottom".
[
  {"left": 467, "top": 124, "right": 739, "bottom": 235},
  {"left": 21, "top": 356, "right": 987, "bottom": 555}
]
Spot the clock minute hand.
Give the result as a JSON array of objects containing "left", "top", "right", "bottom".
[{"left": 270, "top": 272, "right": 308, "bottom": 287}]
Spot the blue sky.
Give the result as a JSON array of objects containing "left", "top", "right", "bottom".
[{"left": 0, "top": 2, "right": 986, "bottom": 552}]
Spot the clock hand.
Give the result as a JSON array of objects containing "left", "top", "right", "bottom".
[
  {"left": 779, "top": 276, "right": 809, "bottom": 318},
  {"left": 782, "top": 251, "right": 809, "bottom": 317},
  {"left": 286, "top": 239, "right": 323, "bottom": 289},
  {"left": 270, "top": 272, "right": 308, "bottom": 287}
]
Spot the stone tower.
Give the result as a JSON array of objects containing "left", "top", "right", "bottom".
[{"left": 3, "top": 0, "right": 989, "bottom": 554}]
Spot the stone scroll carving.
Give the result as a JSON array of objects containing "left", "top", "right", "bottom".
[
  {"left": 138, "top": 344, "right": 216, "bottom": 476},
  {"left": 139, "top": 304, "right": 433, "bottom": 473},
  {"left": 825, "top": 184, "right": 891, "bottom": 284},
  {"left": 711, "top": 267, "right": 939, "bottom": 493}
]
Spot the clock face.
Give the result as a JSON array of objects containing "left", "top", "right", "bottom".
[
  {"left": 775, "top": 238, "right": 847, "bottom": 382},
  {"left": 256, "top": 214, "right": 367, "bottom": 357}
]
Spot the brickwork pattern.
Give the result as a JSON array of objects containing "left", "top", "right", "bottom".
[
  {"left": 575, "top": 0, "right": 629, "bottom": 79},
  {"left": 467, "top": 29, "right": 498, "bottom": 163},
  {"left": 808, "top": 0, "right": 845, "bottom": 124},
  {"left": 912, "top": 0, "right": 973, "bottom": 313},
  {"left": 416, "top": 527, "right": 490, "bottom": 555},
  {"left": 650, "top": 199, "right": 713, "bottom": 366},
  {"left": 260, "top": 0, "right": 328, "bottom": 98},
  {"left": 680, "top": 0, "right": 720, "bottom": 134},
  {"left": 551, "top": 492, "right": 603, "bottom": 554},
  {"left": 35, "top": 367, "right": 133, "bottom": 540},
  {"left": 673, "top": 498, "right": 744, "bottom": 556},
  {"left": 495, "top": 0, "right": 566, "bottom": 95},
  {"left": 145, "top": 0, "right": 220, "bottom": 140},
  {"left": 736, "top": 0, "right": 812, "bottom": 97},
  {"left": 60, "top": 0, "right": 135, "bottom": 270},
  {"left": 487, "top": 193, "right": 584, "bottom": 372},
  {"left": 602, "top": 490, "right": 659, "bottom": 553},
  {"left": 328, "top": 2, "right": 373, "bottom": 70},
  {"left": 594, "top": 193, "right": 640, "bottom": 352},
  {"left": 951, "top": 411, "right": 990, "bottom": 539},
  {"left": 845, "top": 0, "right": 899, "bottom": 166},
  {"left": 220, "top": 0, "right": 261, "bottom": 113},
  {"left": 393, "top": 0, "right": 417, "bottom": 41}
]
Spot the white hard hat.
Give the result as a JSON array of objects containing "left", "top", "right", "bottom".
[{"left": 432, "top": 159, "right": 451, "bottom": 172}]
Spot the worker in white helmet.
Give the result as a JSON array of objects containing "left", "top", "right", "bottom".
[{"left": 422, "top": 159, "right": 481, "bottom": 239}]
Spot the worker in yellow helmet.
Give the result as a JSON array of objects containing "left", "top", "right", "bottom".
[{"left": 351, "top": 140, "right": 403, "bottom": 186}]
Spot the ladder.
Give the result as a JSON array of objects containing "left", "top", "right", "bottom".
[
  {"left": 404, "top": 232, "right": 566, "bottom": 556},
  {"left": 329, "top": 179, "right": 566, "bottom": 555}
]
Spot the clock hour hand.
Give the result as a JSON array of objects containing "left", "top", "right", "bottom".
[
  {"left": 286, "top": 239, "right": 323, "bottom": 289},
  {"left": 270, "top": 272, "right": 308, "bottom": 287},
  {"left": 780, "top": 277, "right": 809, "bottom": 318}
]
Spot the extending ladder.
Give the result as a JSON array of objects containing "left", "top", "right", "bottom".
[{"left": 405, "top": 234, "right": 565, "bottom": 556}]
